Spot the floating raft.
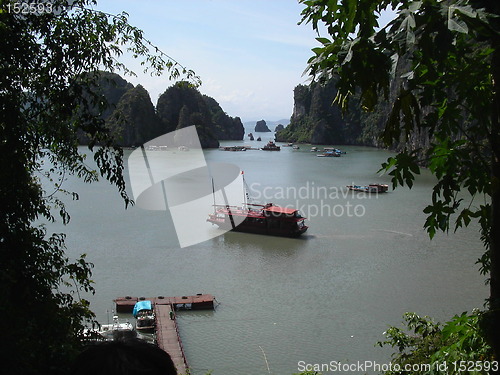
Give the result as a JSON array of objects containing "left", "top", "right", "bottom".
[{"left": 114, "top": 294, "right": 215, "bottom": 313}]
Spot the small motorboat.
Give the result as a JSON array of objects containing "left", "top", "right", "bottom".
[
  {"left": 133, "top": 300, "right": 156, "bottom": 333},
  {"left": 347, "top": 184, "right": 389, "bottom": 193},
  {"left": 324, "top": 147, "right": 346, "bottom": 154},
  {"left": 317, "top": 151, "right": 340, "bottom": 157},
  {"left": 84, "top": 315, "right": 136, "bottom": 341}
]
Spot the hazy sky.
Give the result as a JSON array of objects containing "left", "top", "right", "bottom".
[{"left": 95, "top": 1, "right": 393, "bottom": 122}]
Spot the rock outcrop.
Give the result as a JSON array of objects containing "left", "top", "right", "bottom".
[
  {"left": 203, "top": 96, "right": 245, "bottom": 141},
  {"left": 80, "top": 73, "right": 244, "bottom": 148},
  {"left": 275, "top": 81, "right": 362, "bottom": 145},
  {"left": 106, "top": 85, "right": 163, "bottom": 147},
  {"left": 275, "top": 56, "right": 423, "bottom": 149},
  {"left": 275, "top": 124, "right": 285, "bottom": 132},
  {"left": 156, "top": 82, "right": 244, "bottom": 148},
  {"left": 254, "top": 119, "right": 271, "bottom": 132}
]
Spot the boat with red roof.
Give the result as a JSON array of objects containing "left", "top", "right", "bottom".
[
  {"left": 261, "top": 140, "right": 280, "bottom": 151},
  {"left": 207, "top": 202, "right": 308, "bottom": 237}
]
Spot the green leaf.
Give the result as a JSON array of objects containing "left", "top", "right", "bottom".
[{"left": 315, "top": 37, "right": 331, "bottom": 45}]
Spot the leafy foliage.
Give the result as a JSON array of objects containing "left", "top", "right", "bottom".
[
  {"left": 0, "top": 1, "right": 198, "bottom": 373},
  {"left": 378, "top": 311, "right": 494, "bottom": 374},
  {"left": 299, "top": 0, "right": 500, "bottom": 363}
]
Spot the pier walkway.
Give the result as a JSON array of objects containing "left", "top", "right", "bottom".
[{"left": 155, "top": 304, "right": 188, "bottom": 375}]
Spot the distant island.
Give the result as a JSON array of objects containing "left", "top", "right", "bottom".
[
  {"left": 79, "top": 72, "right": 244, "bottom": 148},
  {"left": 254, "top": 119, "right": 271, "bottom": 132}
]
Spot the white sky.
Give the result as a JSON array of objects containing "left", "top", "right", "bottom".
[{"left": 95, "top": 0, "right": 394, "bottom": 122}]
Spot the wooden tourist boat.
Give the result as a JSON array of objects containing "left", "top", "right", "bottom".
[
  {"left": 261, "top": 140, "right": 280, "bottom": 151},
  {"left": 207, "top": 202, "right": 308, "bottom": 237}
]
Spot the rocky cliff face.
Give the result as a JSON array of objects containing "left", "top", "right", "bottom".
[
  {"left": 80, "top": 73, "right": 243, "bottom": 148},
  {"left": 276, "top": 81, "right": 361, "bottom": 144},
  {"left": 156, "top": 83, "right": 244, "bottom": 148},
  {"left": 276, "top": 57, "right": 428, "bottom": 151},
  {"left": 77, "top": 71, "right": 134, "bottom": 144},
  {"left": 106, "top": 84, "right": 163, "bottom": 147},
  {"left": 93, "top": 71, "right": 134, "bottom": 119},
  {"left": 203, "top": 96, "right": 245, "bottom": 141}
]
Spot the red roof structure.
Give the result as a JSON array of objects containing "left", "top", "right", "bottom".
[{"left": 263, "top": 206, "right": 297, "bottom": 215}]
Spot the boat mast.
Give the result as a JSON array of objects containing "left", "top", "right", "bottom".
[
  {"left": 207, "top": 164, "right": 235, "bottom": 229},
  {"left": 211, "top": 177, "right": 216, "bottom": 214},
  {"left": 242, "top": 171, "right": 247, "bottom": 207},
  {"left": 140, "top": 145, "right": 169, "bottom": 209},
  {"left": 242, "top": 170, "right": 252, "bottom": 206}
]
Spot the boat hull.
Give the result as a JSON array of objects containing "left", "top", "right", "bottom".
[
  {"left": 207, "top": 216, "right": 308, "bottom": 237},
  {"left": 347, "top": 184, "right": 389, "bottom": 193},
  {"left": 136, "top": 315, "right": 155, "bottom": 333}
]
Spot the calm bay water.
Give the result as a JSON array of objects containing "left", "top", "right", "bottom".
[{"left": 53, "top": 138, "right": 487, "bottom": 374}]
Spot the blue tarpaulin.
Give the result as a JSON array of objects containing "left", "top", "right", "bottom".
[{"left": 133, "top": 300, "right": 152, "bottom": 317}]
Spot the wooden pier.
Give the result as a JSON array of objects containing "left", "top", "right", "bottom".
[
  {"left": 155, "top": 304, "right": 188, "bottom": 374},
  {"left": 113, "top": 294, "right": 215, "bottom": 375}
]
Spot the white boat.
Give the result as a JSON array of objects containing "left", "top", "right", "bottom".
[
  {"left": 324, "top": 147, "right": 346, "bottom": 154},
  {"left": 85, "top": 315, "right": 136, "bottom": 341},
  {"left": 317, "top": 151, "right": 340, "bottom": 157}
]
